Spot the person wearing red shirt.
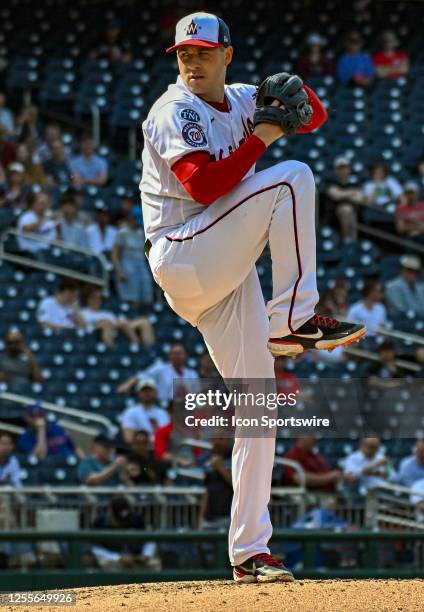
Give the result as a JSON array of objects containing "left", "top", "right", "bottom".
[
  {"left": 274, "top": 356, "right": 300, "bottom": 396},
  {"left": 295, "top": 32, "right": 336, "bottom": 81},
  {"left": 373, "top": 31, "right": 409, "bottom": 79},
  {"left": 396, "top": 181, "right": 424, "bottom": 238},
  {"left": 282, "top": 436, "right": 342, "bottom": 492}
]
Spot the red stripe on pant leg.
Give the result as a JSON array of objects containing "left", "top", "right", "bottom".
[
  {"left": 164, "top": 180, "right": 303, "bottom": 335},
  {"left": 165, "top": 181, "right": 291, "bottom": 242},
  {"left": 286, "top": 182, "right": 303, "bottom": 335}
]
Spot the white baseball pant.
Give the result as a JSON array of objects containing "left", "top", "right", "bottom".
[{"left": 148, "top": 159, "right": 318, "bottom": 565}]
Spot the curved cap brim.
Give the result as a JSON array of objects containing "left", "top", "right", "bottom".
[{"left": 166, "top": 40, "right": 224, "bottom": 53}]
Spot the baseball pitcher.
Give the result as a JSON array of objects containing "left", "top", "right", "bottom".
[{"left": 140, "top": 12, "right": 366, "bottom": 582}]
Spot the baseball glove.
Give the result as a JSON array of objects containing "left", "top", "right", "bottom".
[{"left": 254, "top": 72, "right": 313, "bottom": 135}]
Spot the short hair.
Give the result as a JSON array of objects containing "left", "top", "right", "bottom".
[
  {"left": 362, "top": 278, "right": 381, "bottom": 298},
  {"left": 27, "top": 189, "right": 47, "bottom": 208},
  {"left": 58, "top": 278, "right": 79, "bottom": 293},
  {"left": 133, "top": 430, "right": 150, "bottom": 440},
  {"left": 378, "top": 340, "right": 396, "bottom": 353},
  {"left": 80, "top": 133, "right": 94, "bottom": 143},
  {"left": 0, "top": 432, "right": 13, "bottom": 444},
  {"left": 371, "top": 161, "right": 388, "bottom": 177},
  {"left": 59, "top": 193, "right": 77, "bottom": 207}
]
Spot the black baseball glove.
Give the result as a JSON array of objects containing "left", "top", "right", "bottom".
[{"left": 253, "top": 72, "right": 313, "bottom": 135}]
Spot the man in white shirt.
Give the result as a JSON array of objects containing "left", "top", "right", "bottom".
[
  {"left": 37, "top": 279, "right": 86, "bottom": 331},
  {"left": 117, "top": 343, "right": 200, "bottom": 403},
  {"left": 17, "top": 190, "right": 58, "bottom": 253},
  {"left": 119, "top": 378, "right": 170, "bottom": 443},
  {"left": 342, "top": 437, "right": 397, "bottom": 494},
  {"left": 86, "top": 208, "right": 117, "bottom": 255},
  {"left": 346, "top": 279, "right": 387, "bottom": 337},
  {"left": 57, "top": 194, "right": 89, "bottom": 250}
]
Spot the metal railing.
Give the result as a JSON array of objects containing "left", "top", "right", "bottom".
[
  {"left": 0, "top": 392, "right": 116, "bottom": 436},
  {"left": 0, "top": 229, "right": 109, "bottom": 288},
  {"left": 0, "top": 484, "right": 308, "bottom": 531},
  {"left": 344, "top": 346, "right": 421, "bottom": 372},
  {"left": 365, "top": 482, "right": 424, "bottom": 530}
]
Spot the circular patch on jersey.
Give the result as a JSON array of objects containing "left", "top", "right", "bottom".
[
  {"left": 180, "top": 108, "right": 200, "bottom": 123},
  {"left": 182, "top": 122, "right": 207, "bottom": 147}
]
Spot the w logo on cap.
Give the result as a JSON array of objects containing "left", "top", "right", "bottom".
[{"left": 185, "top": 19, "right": 198, "bottom": 35}]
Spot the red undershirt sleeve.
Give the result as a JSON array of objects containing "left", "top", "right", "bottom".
[
  {"left": 171, "top": 134, "right": 266, "bottom": 206},
  {"left": 171, "top": 85, "right": 327, "bottom": 207}
]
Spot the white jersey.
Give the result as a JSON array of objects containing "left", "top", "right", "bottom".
[{"left": 140, "top": 75, "right": 256, "bottom": 241}]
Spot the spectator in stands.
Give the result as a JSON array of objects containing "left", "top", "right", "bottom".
[
  {"left": 57, "top": 194, "right": 89, "bottom": 249},
  {"left": 398, "top": 439, "right": 424, "bottom": 488},
  {"left": 0, "top": 328, "right": 43, "bottom": 386},
  {"left": 198, "top": 350, "right": 220, "bottom": 380},
  {"left": 385, "top": 255, "right": 424, "bottom": 317},
  {"left": 342, "top": 437, "right": 397, "bottom": 493},
  {"left": 89, "top": 20, "right": 132, "bottom": 64},
  {"left": 0, "top": 125, "right": 16, "bottom": 169},
  {"left": 367, "top": 341, "right": 405, "bottom": 389},
  {"left": 0, "top": 92, "right": 14, "bottom": 137},
  {"left": 295, "top": 32, "right": 335, "bottom": 79},
  {"left": 198, "top": 438, "right": 233, "bottom": 528},
  {"left": 78, "top": 434, "right": 125, "bottom": 486},
  {"left": 362, "top": 162, "right": 403, "bottom": 212},
  {"left": 395, "top": 182, "right": 424, "bottom": 239},
  {"left": 18, "top": 404, "right": 76, "bottom": 460},
  {"left": 337, "top": 31, "right": 374, "bottom": 86},
  {"left": 4, "top": 162, "right": 28, "bottom": 210},
  {"left": 86, "top": 207, "right": 117, "bottom": 255},
  {"left": 154, "top": 400, "right": 199, "bottom": 467},
  {"left": 80, "top": 286, "right": 155, "bottom": 347},
  {"left": 43, "top": 139, "right": 72, "bottom": 185},
  {"left": 69, "top": 134, "right": 108, "bottom": 187},
  {"left": 117, "top": 342, "right": 200, "bottom": 403},
  {"left": 90, "top": 496, "right": 160, "bottom": 570},
  {"left": 373, "top": 31, "right": 409, "bottom": 79},
  {"left": 282, "top": 437, "right": 342, "bottom": 492},
  {"left": 17, "top": 190, "right": 58, "bottom": 254},
  {"left": 123, "top": 432, "right": 170, "bottom": 485},
  {"left": 112, "top": 194, "right": 137, "bottom": 227},
  {"left": 274, "top": 356, "right": 300, "bottom": 396},
  {"left": 119, "top": 378, "right": 170, "bottom": 443},
  {"left": 416, "top": 156, "right": 424, "bottom": 198},
  {"left": 37, "top": 123, "right": 70, "bottom": 163},
  {"left": 37, "top": 278, "right": 86, "bottom": 331},
  {"left": 325, "top": 156, "right": 364, "bottom": 242},
  {"left": 0, "top": 432, "right": 21, "bottom": 487},
  {"left": 346, "top": 279, "right": 387, "bottom": 336},
  {"left": 15, "top": 142, "right": 47, "bottom": 186},
  {"left": 15, "top": 105, "right": 40, "bottom": 143},
  {"left": 317, "top": 278, "right": 349, "bottom": 317},
  {"left": 112, "top": 209, "right": 153, "bottom": 308}
]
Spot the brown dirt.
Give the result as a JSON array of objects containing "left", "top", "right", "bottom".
[{"left": 3, "top": 579, "right": 424, "bottom": 612}]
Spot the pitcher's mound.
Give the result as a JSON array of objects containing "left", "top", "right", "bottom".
[{"left": 10, "top": 579, "right": 424, "bottom": 612}]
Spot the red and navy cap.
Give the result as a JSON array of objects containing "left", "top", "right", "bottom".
[{"left": 166, "top": 12, "right": 231, "bottom": 53}]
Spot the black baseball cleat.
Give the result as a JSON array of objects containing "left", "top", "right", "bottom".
[
  {"left": 268, "top": 314, "right": 367, "bottom": 357},
  {"left": 233, "top": 553, "right": 295, "bottom": 583}
]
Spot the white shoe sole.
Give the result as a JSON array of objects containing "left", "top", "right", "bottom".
[
  {"left": 233, "top": 569, "right": 295, "bottom": 583},
  {"left": 268, "top": 327, "right": 367, "bottom": 358}
]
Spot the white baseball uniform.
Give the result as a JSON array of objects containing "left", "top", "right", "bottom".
[{"left": 140, "top": 74, "right": 319, "bottom": 565}]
